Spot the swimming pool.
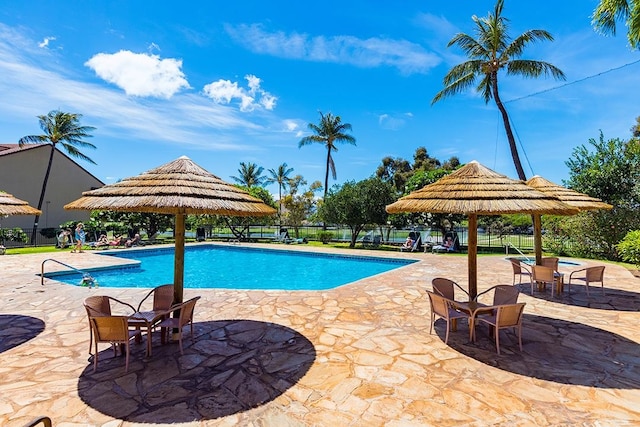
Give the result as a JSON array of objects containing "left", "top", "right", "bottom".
[
  {"left": 48, "top": 245, "right": 417, "bottom": 290},
  {"left": 507, "top": 256, "right": 581, "bottom": 267}
]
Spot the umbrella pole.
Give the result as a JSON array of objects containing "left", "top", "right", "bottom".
[
  {"left": 468, "top": 214, "right": 478, "bottom": 300},
  {"left": 533, "top": 214, "right": 543, "bottom": 265},
  {"left": 174, "top": 213, "right": 185, "bottom": 304}
]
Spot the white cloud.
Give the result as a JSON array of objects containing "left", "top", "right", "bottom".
[
  {"left": 225, "top": 23, "right": 441, "bottom": 75},
  {"left": 378, "top": 113, "right": 412, "bottom": 130},
  {"left": 84, "top": 50, "right": 190, "bottom": 99},
  {"left": 283, "top": 119, "right": 299, "bottom": 132},
  {"left": 203, "top": 74, "right": 277, "bottom": 112},
  {"left": 38, "top": 36, "right": 56, "bottom": 48}
]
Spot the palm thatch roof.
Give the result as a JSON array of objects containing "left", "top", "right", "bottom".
[
  {"left": 64, "top": 156, "right": 277, "bottom": 216},
  {"left": 526, "top": 175, "right": 613, "bottom": 211},
  {"left": 386, "top": 161, "right": 579, "bottom": 216},
  {"left": 0, "top": 192, "right": 41, "bottom": 216}
]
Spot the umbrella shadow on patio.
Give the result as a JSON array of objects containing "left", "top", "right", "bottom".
[
  {"left": 0, "top": 315, "right": 45, "bottom": 353},
  {"left": 440, "top": 314, "right": 640, "bottom": 389},
  {"left": 77, "top": 319, "right": 316, "bottom": 423},
  {"left": 513, "top": 283, "right": 640, "bottom": 312}
]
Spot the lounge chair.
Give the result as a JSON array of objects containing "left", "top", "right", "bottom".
[
  {"left": 426, "top": 290, "right": 470, "bottom": 344},
  {"left": 432, "top": 232, "right": 459, "bottom": 253},
  {"left": 157, "top": 296, "right": 201, "bottom": 354},
  {"left": 568, "top": 266, "right": 605, "bottom": 296},
  {"left": 400, "top": 231, "right": 422, "bottom": 252},
  {"left": 475, "top": 302, "right": 526, "bottom": 355}
]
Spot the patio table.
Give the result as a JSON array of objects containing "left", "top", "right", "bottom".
[
  {"left": 128, "top": 310, "right": 169, "bottom": 357},
  {"left": 453, "top": 301, "right": 496, "bottom": 342}
]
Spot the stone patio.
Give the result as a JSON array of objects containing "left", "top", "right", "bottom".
[{"left": 1, "top": 242, "right": 639, "bottom": 426}]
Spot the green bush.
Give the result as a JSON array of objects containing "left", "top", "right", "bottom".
[
  {"left": 0, "top": 227, "right": 28, "bottom": 244},
  {"left": 616, "top": 230, "right": 640, "bottom": 267},
  {"left": 317, "top": 231, "right": 333, "bottom": 244}
]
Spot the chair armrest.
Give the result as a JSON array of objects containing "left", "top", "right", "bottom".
[
  {"left": 568, "top": 268, "right": 587, "bottom": 280},
  {"left": 136, "top": 288, "right": 156, "bottom": 312},
  {"left": 108, "top": 296, "right": 137, "bottom": 315}
]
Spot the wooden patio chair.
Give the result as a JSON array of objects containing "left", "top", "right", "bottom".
[
  {"left": 475, "top": 302, "right": 526, "bottom": 355},
  {"left": 568, "top": 266, "right": 606, "bottom": 296},
  {"left": 426, "top": 291, "right": 469, "bottom": 344},
  {"left": 90, "top": 315, "right": 138, "bottom": 372},
  {"left": 532, "top": 265, "right": 562, "bottom": 298},
  {"left": 83, "top": 295, "right": 136, "bottom": 355},
  {"left": 508, "top": 258, "right": 533, "bottom": 293},
  {"left": 157, "top": 296, "right": 201, "bottom": 354}
]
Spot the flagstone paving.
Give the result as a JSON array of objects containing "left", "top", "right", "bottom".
[{"left": 1, "top": 242, "right": 639, "bottom": 426}]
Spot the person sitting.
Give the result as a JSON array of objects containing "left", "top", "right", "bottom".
[
  {"left": 88, "top": 234, "right": 109, "bottom": 248},
  {"left": 401, "top": 236, "right": 415, "bottom": 250},
  {"left": 432, "top": 236, "right": 455, "bottom": 252},
  {"left": 125, "top": 233, "right": 141, "bottom": 247},
  {"left": 57, "top": 229, "right": 72, "bottom": 249},
  {"left": 108, "top": 235, "right": 124, "bottom": 246}
]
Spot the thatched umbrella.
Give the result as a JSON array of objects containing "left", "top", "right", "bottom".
[
  {"left": 0, "top": 192, "right": 42, "bottom": 216},
  {"left": 65, "top": 156, "right": 276, "bottom": 303},
  {"left": 386, "top": 161, "right": 579, "bottom": 299},
  {"left": 526, "top": 175, "right": 613, "bottom": 265}
]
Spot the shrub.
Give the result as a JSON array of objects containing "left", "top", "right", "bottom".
[
  {"left": 616, "top": 230, "right": 640, "bottom": 267},
  {"left": 317, "top": 231, "right": 333, "bottom": 244},
  {"left": 0, "top": 227, "right": 28, "bottom": 244}
]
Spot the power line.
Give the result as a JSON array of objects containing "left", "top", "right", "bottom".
[{"left": 505, "top": 58, "right": 640, "bottom": 104}]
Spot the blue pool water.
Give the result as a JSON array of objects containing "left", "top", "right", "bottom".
[
  {"left": 508, "top": 256, "right": 581, "bottom": 267},
  {"left": 49, "top": 245, "right": 417, "bottom": 290}
]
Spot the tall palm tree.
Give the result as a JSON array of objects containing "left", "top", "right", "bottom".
[
  {"left": 230, "top": 162, "right": 266, "bottom": 187},
  {"left": 19, "top": 110, "right": 96, "bottom": 244},
  {"left": 592, "top": 0, "right": 640, "bottom": 49},
  {"left": 298, "top": 111, "right": 356, "bottom": 199},
  {"left": 432, "top": 0, "right": 565, "bottom": 180},
  {"left": 266, "top": 162, "right": 294, "bottom": 222}
]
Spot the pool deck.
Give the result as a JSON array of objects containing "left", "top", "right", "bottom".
[{"left": 1, "top": 242, "right": 639, "bottom": 426}]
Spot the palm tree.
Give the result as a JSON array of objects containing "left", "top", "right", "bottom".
[
  {"left": 432, "top": 0, "right": 565, "bottom": 180},
  {"left": 592, "top": 0, "right": 640, "bottom": 49},
  {"left": 266, "top": 163, "right": 294, "bottom": 222},
  {"left": 19, "top": 110, "right": 96, "bottom": 244},
  {"left": 298, "top": 111, "right": 356, "bottom": 199},
  {"left": 230, "top": 162, "right": 266, "bottom": 187}
]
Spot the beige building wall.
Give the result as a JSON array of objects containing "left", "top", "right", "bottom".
[{"left": 0, "top": 144, "right": 104, "bottom": 231}]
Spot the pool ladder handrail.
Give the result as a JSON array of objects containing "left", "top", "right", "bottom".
[
  {"left": 41, "top": 258, "right": 93, "bottom": 286},
  {"left": 504, "top": 242, "right": 533, "bottom": 263}
]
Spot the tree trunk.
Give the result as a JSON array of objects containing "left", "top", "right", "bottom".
[
  {"left": 322, "top": 148, "right": 332, "bottom": 231},
  {"left": 30, "top": 144, "right": 56, "bottom": 245},
  {"left": 491, "top": 74, "right": 527, "bottom": 181}
]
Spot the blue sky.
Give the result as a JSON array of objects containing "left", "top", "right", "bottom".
[{"left": 0, "top": 1, "right": 638, "bottom": 196}]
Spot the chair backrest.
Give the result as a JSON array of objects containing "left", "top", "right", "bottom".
[
  {"left": 532, "top": 265, "right": 555, "bottom": 283},
  {"left": 91, "top": 315, "right": 131, "bottom": 343},
  {"left": 492, "top": 285, "right": 519, "bottom": 305},
  {"left": 508, "top": 258, "right": 530, "bottom": 274},
  {"left": 84, "top": 295, "right": 111, "bottom": 317},
  {"left": 586, "top": 266, "right": 605, "bottom": 281},
  {"left": 541, "top": 257, "right": 559, "bottom": 272},
  {"left": 495, "top": 303, "right": 526, "bottom": 328},
  {"left": 432, "top": 278, "right": 455, "bottom": 300},
  {"left": 152, "top": 284, "right": 174, "bottom": 311},
  {"left": 137, "top": 284, "right": 175, "bottom": 312},
  {"left": 177, "top": 296, "right": 200, "bottom": 327},
  {"left": 426, "top": 291, "right": 450, "bottom": 318}
]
